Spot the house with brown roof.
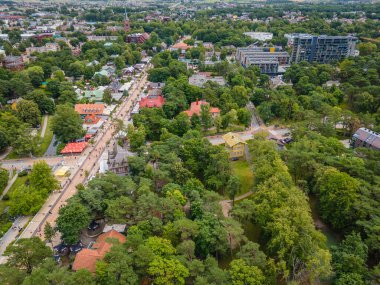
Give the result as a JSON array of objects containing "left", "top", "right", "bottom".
[
  {"left": 183, "top": 99, "right": 220, "bottom": 118},
  {"left": 72, "top": 230, "right": 126, "bottom": 273}
]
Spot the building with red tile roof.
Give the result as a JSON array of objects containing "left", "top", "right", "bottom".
[
  {"left": 83, "top": 114, "right": 101, "bottom": 125},
  {"left": 170, "top": 42, "right": 192, "bottom": 51},
  {"left": 75, "top": 104, "right": 105, "bottom": 116},
  {"left": 60, "top": 142, "right": 88, "bottom": 155},
  {"left": 72, "top": 230, "right": 126, "bottom": 273},
  {"left": 139, "top": 95, "right": 166, "bottom": 109},
  {"left": 183, "top": 99, "right": 220, "bottom": 118}
]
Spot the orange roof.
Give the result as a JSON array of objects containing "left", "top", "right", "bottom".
[
  {"left": 139, "top": 95, "right": 165, "bottom": 108},
  {"left": 84, "top": 114, "right": 101, "bottom": 124},
  {"left": 60, "top": 142, "right": 88, "bottom": 154},
  {"left": 172, "top": 42, "right": 192, "bottom": 50},
  {"left": 75, "top": 104, "right": 105, "bottom": 115},
  {"left": 184, "top": 100, "right": 220, "bottom": 117},
  {"left": 72, "top": 230, "right": 126, "bottom": 273}
]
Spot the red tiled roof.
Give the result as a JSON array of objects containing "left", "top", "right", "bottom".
[
  {"left": 172, "top": 42, "right": 192, "bottom": 50},
  {"left": 72, "top": 230, "right": 126, "bottom": 273},
  {"left": 84, "top": 114, "right": 100, "bottom": 124},
  {"left": 75, "top": 104, "right": 104, "bottom": 115},
  {"left": 183, "top": 100, "right": 220, "bottom": 117},
  {"left": 139, "top": 95, "right": 165, "bottom": 108},
  {"left": 60, "top": 142, "right": 88, "bottom": 154}
]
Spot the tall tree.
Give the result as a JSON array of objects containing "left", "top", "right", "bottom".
[
  {"left": 56, "top": 201, "right": 91, "bottom": 245},
  {"left": 51, "top": 104, "right": 85, "bottom": 143},
  {"left": 200, "top": 104, "right": 212, "bottom": 131},
  {"left": 16, "top": 100, "right": 41, "bottom": 127},
  {"left": 29, "top": 161, "right": 59, "bottom": 194},
  {"left": 4, "top": 237, "right": 52, "bottom": 274}
]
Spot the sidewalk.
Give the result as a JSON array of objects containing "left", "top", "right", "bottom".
[{"left": 0, "top": 216, "right": 30, "bottom": 263}]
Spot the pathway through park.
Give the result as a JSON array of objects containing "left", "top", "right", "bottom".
[
  {"left": 40, "top": 115, "right": 48, "bottom": 138},
  {"left": 220, "top": 191, "right": 254, "bottom": 217}
]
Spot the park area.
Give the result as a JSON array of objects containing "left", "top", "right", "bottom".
[{"left": 230, "top": 159, "right": 254, "bottom": 197}]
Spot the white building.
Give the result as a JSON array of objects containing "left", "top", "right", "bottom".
[{"left": 243, "top": 32, "right": 273, "bottom": 41}]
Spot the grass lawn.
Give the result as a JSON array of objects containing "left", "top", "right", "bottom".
[
  {"left": 7, "top": 175, "right": 28, "bottom": 195},
  {"left": 230, "top": 160, "right": 254, "bottom": 197},
  {"left": 35, "top": 116, "right": 53, "bottom": 157}
]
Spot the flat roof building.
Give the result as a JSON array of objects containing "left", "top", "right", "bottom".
[
  {"left": 243, "top": 32, "right": 273, "bottom": 41},
  {"left": 289, "top": 34, "right": 357, "bottom": 64},
  {"left": 236, "top": 47, "right": 289, "bottom": 74}
]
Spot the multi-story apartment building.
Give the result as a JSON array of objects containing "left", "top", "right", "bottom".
[
  {"left": 289, "top": 34, "right": 357, "bottom": 63},
  {"left": 236, "top": 47, "right": 289, "bottom": 74}
]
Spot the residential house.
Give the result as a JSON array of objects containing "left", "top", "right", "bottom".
[
  {"left": 222, "top": 132, "right": 247, "bottom": 160},
  {"left": 81, "top": 88, "right": 105, "bottom": 102},
  {"left": 351, "top": 128, "right": 380, "bottom": 150},
  {"left": 72, "top": 230, "right": 126, "bottom": 273},
  {"left": 183, "top": 99, "right": 220, "bottom": 118},
  {"left": 2, "top": 55, "right": 28, "bottom": 70},
  {"left": 126, "top": 33, "right": 150, "bottom": 44},
  {"left": 139, "top": 95, "right": 165, "bottom": 109},
  {"left": 147, "top": 82, "right": 165, "bottom": 90}
]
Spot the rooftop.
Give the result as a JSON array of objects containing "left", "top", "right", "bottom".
[
  {"left": 75, "top": 104, "right": 105, "bottom": 115},
  {"left": 183, "top": 100, "right": 220, "bottom": 117},
  {"left": 222, "top": 132, "right": 247, "bottom": 147},
  {"left": 60, "top": 142, "right": 88, "bottom": 154},
  {"left": 72, "top": 230, "right": 126, "bottom": 273}
]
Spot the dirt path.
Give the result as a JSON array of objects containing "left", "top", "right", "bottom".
[
  {"left": 40, "top": 116, "right": 48, "bottom": 138},
  {"left": 220, "top": 191, "right": 254, "bottom": 217}
]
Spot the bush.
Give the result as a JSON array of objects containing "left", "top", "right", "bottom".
[
  {"left": 18, "top": 170, "right": 28, "bottom": 177},
  {"left": 0, "top": 221, "right": 12, "bottom": 238},
  {"left": 0, "top": 168, "right": 8, "bottom": 194},
  {"left": 56, "top": 142, "right": 66, "bottom": 155}
]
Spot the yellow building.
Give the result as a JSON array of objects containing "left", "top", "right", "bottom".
[{"left": 222, "top": 132, "right": 247, "bottom": 160}]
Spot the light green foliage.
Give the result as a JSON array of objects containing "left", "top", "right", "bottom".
[
  {"left": 29, "top": 161, "right": 59, "bottom": 194},
  {"left": 229, "top": 259, "right": 265, "bottom": 285},
  {"left": 8, "top": 185, "right": 45, "bottom": 216},
  {"left": 51, "top": 104, "right": 85, "bottom": 143},
  {"left": 147, "top": 256, "right": 189, "bottom": 285},
  {"left": 315, "top": 167, "right": 360, "bottom": 230},
  {"left": 127, "top": 124, "right": 146, "bottom": 151}
]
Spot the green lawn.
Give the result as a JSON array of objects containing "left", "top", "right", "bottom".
[
  {"left": 35, "top": 116, "right": 53, "bottom": 157},
  {"left": 230, "top": 160, "right": 254, "bottom": 197},
  {"left": 7, "top": 175, "right": 28, "bottom": 195}
]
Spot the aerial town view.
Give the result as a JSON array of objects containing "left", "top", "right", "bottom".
[{"left": 0, "top": 0, "right": 379, "bottom": 284}]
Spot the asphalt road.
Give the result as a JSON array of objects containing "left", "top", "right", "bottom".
[
  {"left": 17, "top": 69, "right": 149, "bottom": 241},
  {"left": 0, "top": 68, "right": 150, "bottom": 261}
]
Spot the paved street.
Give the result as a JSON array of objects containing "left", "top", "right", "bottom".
[
  {"left": 0, "top": 67, "right": 149, "bottom": 261},
  {"left": 16, "top": 67, "right": 149, "bottom": 242},
  {"left": 0, "top": 216, "right": 30, "bottom": 264}
]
